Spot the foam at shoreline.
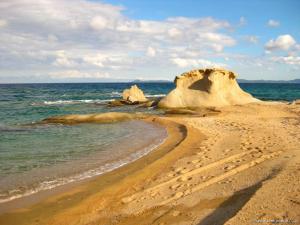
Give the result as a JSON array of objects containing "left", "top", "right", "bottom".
[{"left": 42, "top": 99, "right": 114, "bottom": 105}]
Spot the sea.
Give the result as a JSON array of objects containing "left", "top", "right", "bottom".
[{"left": 0, "top": 82, "right": 299, "bottom": 203}]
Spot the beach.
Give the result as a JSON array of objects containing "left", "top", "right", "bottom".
[
  {"left": 1, "top": 0, "right": 299, "bottom": 223},
  {"left": 0, "top": 102, "right": 299, "bottom": 225}
]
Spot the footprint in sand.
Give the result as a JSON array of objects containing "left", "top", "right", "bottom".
[
  {"left": 242, "top": 141, "right": 250, "bottom": 146},
  {"left": 198, "top": 146, "right": 207, "bottom": 151},
  {"left": 223, "top": 164, "right": 237, "bottom": 170},
  {"left": 174, "top": 192, "right": 183, "bottom": 198},
  {"left": 184, "top": 189, "right": 192, "bottom": 195},
  {"left": 224, "top": 149, "right": 232, "bottom": 155},
  {"left": 172, "top": 210, "right": 181, "bottom": 217},
  {"left": 200, "top": 175, "right": 207, "bottom": 180},
  {"left": 170, "top": 184, "right": 181, "bottom": 190},
  {"left": 167, "top": 172, "right": 175, "bottom": 177},
  {"left": 178, "top": 176, "right": 192, "bottom": 182},
  {"left": 234, "top": 159, "right": 242, "bottom": 163},
  {"left": 121, "top": 196, "right": 134, "bottom": 204},
  {"left": 174, "top": 167, "right": 183, "bottom": 173},
  {"left": 177, "top": 176, "right": 188, "bottom": 182},
  {"left": 202, "top": 155, "right": 211, "bottom": 160},
  {"left": 225, "top": 179, "right": 233, "bottom": 184},
  {"left": 195, "top": 163, "right": 202, "bottom": 168},
  {"left": 177, "top": 168, "right": 189, "bottom": 174},
  {"left": 191, "top": 159, "right": 200, "bottom": 164}
]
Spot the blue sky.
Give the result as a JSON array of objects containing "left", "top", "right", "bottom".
[{"left": 0, "top": 0, "right": 299, "bottom": 83}]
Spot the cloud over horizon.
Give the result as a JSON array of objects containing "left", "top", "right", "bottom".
[{"left": 0, "top": 0, "right": 299, "bottom": 82}]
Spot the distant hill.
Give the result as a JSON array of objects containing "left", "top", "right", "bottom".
[
  {"left": 130, "top": 79, "right": 300, "bottom": 84},
  {"left": 237, "top": 79, "right": 300, "bottom": 83},
  {"left": 130, "top": 79, "right": 172, "bottom": 83}
]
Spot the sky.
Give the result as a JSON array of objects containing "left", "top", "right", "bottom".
[{"left": 0, "top": 0, "right": 299, "bottom": 83}]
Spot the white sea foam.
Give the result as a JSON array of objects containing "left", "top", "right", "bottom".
[
  {"left": 145, "top": 94, "right": 166, "bottom": 98},
  {"left": 110, "top": 91, "right": 122, "bottom": 97},
  {"left": 42, "top": 99, "right": 114, "bottom": 105},
  {"left": 38, "top": 93, "right": 165, "bottom": 105}
]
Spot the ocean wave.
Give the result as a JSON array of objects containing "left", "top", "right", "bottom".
[
  {"left": 145, "top": 94, "right": 166, "bottom": 98},
  {"left": 32, "top": 94, "right": 165, "bottom": 106},
  {"left": 41, "top": 99, "right": 114, "bottom": 105},
  {"left": 110, "top": 91, "right": 122, "bottom": 97}
]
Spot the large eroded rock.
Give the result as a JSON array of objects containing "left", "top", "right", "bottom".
[
  {"left": 122, "top": 85, "right": 148, "bottom": 103},
  {"left": 158, "top": 68, "right": 259, "bottom": 108}
]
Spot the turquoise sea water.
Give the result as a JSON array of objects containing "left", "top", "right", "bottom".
[{"left": 0, "top": 82, "right": 299, "bottom": 203}]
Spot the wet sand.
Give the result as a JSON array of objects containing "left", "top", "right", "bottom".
[{"left": 0, "top": 103, "right": 299, "bottom": 225}]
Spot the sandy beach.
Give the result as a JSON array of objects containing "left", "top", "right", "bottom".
[{"left": 0, "top": 102, "right": 299, "bottom": 225}]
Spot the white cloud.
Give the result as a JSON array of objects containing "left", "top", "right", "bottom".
[
  {"left": 0, "top": 19, "right": 7, "bottom": 28},
  {"left": 47, "top": 34, "right": 58, "bottom": 42},
  {"left": 82, "top": 53, "right": 132, "bottom": 70},
  {"left": 171, "top": 58, "right": 227, "bottom": 68},
  {"left": 49, "top": 70, "right": 110, "bottom": 79},
  {"left": 167, "top": 27, "right": 182, "bottom": 38},
  {"left": 53, "top": 51, "right": 77, "bottom": 67},
  {"left": 244, "top": 35, "right": 259, "bottom": 44},
  {"left": 239, "top": 17, "right": 247, "bottom": 26},
  {"left": 83, "top": 54, "right": 107, "bottom": 67},
  {"left": 90, "top": 16, "right": 111, "bottom": 30},
  {"left": 200, "top": 33, "right": 235, "bottom": 46},
  {"left": 267, "top": 19, "right": 280, "bottom": 27},
  {"left": 0, "top": 0, "right": 238, "bottom": 81},
  {"left": 265, "top": 34, "right": 297, "bottom": 51},
  {"left": 271, "top": 56, "right": 300, "bottom": 65},
  {"left": 53, "top": 57, "right": 76, "bottom": 67},
  {"left": 197, "top": 33, "right": 236, "bottom": 52},
  {"left": 146, "top": 47, "right": 156, "bottom": 57},
  {"left": 166, "top": 17, "right": 231, "bottom": 31}
]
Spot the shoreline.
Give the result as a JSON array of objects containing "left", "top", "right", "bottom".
[
  {"left": 0, "top": 119, "right": 167, "bottom": 206},
  {"left": 0, "top": 103, "right": 299, "bottom": 224},
  {"left": 0, "top": 116, "right": 189, "bottom": 223}
]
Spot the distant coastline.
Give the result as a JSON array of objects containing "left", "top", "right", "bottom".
[
  {"left": 131, "top": 79, "right": 300, "bottom": 84},
  {"left": 237, "top": 79, "right": 300, "bottom": 83},
  {"left": 1, "top": 78, "right": 300, "bottom": 85}
]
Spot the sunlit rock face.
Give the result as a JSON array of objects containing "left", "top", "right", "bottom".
[{"left": 158, "top": 68, "right": 260, "bottom": 108}]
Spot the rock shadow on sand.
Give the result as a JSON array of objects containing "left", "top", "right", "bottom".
[{"left": 197, "top": 168, "right": 281, "bottom": 225}]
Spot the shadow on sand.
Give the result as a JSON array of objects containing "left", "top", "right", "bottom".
[{"left": 197, "top": 168, "right": 281, "bottom": 225}]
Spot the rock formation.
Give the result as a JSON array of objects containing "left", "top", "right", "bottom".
[
  {"left": 291, "top": 99, "right": 300, "bottom": 105},
  {"left": 122, "top": 85, "right": 148, "bottom": 104},
  {"left": 158, "top": 68, "right": 260, "bottom": 108},
  {"left": 42, "top": 112, "right": 146, "bottom": 124}
]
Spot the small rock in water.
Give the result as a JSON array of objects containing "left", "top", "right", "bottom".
[{"left": 122, "top": 85, "right": 148, "bottom": 104}]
